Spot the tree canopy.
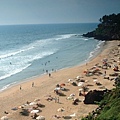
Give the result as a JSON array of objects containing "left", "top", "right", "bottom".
[{"left": 83, "top": 13, "right": 120, "bottom": 40}]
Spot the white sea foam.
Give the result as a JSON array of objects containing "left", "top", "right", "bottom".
[
  {"left": 0, "top": 64, "right": 31, "bottom": 81},
  {"left": 0, "top": 46, "right": 35, "bottom": 59},
  {"left": 0, "top": 50, "right": 57, "bottom": 81},
  {"left": 88, "top": 40, "right": 105, "bottom": 60},
  {"left": 83, "top": 37, "right": 94, "bottom": 41},
  {"left": 0, "top": 82, "right": 16, "bottom": 92},
  {"left": 0, "top": 34, "right": 74, "bottom": 60},
  {"left": 55, "top": 34, "right": 76, "bottom": 41},
  {"left": 84, "top": 38, "right": 89, "bottom": 41},
  {"left": 0, "top": 32, "right": 58, "bottom": 81}
]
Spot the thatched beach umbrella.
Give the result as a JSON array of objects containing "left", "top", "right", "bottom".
[
  {"left": 78, "top": 82, "right": 84, "bottom": 86},
  {"left": 55, "top": 87, "right": 61, "bottom": 90},
  {"left": 1, "top": 116, "right": 8, "bottom": 120},
  {"left": 36, "top": 115, "right": 45, "bottom": 120},
  {"left": 57, "top": 107, "right": 65, "bottom": 117},
  {"left": 68, "top": 79, "right": 73, "bottom": 82},
  {"left": 30, "top": 109, "right": 39, "bottom": 114},
  {"left": 57, "top": 107, "right": 65, "bottom": 112},
  {"left": 29, "top": 102, "right": 37, "bottom": 106},
  {"left": 76, "top": 76, "right": 80, "bottom": 79}
]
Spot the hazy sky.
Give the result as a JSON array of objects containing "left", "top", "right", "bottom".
[{"left": 0, "top": 0, "right": 120, "bottom": 25}]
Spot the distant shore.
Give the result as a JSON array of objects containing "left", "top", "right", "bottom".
[{"left": 0, "top": 40, "right": 119, "bottom": 120}]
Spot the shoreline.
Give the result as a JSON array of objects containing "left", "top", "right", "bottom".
[{"left": 0, "top": 40, "right": 119, "bottom": 119}]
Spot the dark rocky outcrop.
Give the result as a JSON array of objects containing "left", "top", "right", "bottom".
[
  {"left": 83, "top": 31, "right": 115, "bottom": 40},
  {"left": 83, "top": 31, "right": 120, "bottom": 40},
  {"left": 83, "top": 89, "right": 108, "bottom": 104}
]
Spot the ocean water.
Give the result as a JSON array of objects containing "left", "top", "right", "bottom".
[{"left": 0, "top": 23, "right": 104, "bottom": 91}]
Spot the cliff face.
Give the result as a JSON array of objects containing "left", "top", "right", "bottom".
[{"left": 83, "top": 13, "right": 120, "bottom": 41}]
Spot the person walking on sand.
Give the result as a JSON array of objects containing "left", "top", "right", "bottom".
[
  {"left": 20, "top": 85, "right": 22, "bottom": 90},
  {"left": 104, "top": 71, "right": 106, "bottom": 76},
  {"left": 32, "top": 82, "right": 34, "bottom": 87},
  {"left": 55, "top": 96, "right": 57, "bottom": 103},
  {"left": 57, "top": 97, "right": 59, "bottom": 103},
  {"left": 49, "top": 73, "right": 51, "bottom": 77}
]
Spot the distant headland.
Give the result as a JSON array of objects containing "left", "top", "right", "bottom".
[{"left": 83, "top": 13, "right": 120, "bottom": 41}]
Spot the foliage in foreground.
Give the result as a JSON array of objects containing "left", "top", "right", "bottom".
[{"left": 81, "top": 75, "right": 120, "bottom": 120}]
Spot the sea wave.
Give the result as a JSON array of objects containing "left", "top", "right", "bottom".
[
  {"left": 0, "top": 46, "right": 35, "bottom": 59},
  {"left": 0, "top": 50, "right": 57, "bottom": 81},
  {"left": 0, "top": 82, "right": 16, "bottom": 92},
  {"left": 83, "top": 37, "right": 94, "bottom": 41},
  {"left": 0, "top": 34, "right": 77, "bottom": 60},
  {"left": 55, "top": 34, "right": 77, "bottom": 41},
  {"left": 88, "top": 40, "right": 105, "bottom": 59},
  {"left": 0, "top": 64, "right": 31, "bottom": 81}
]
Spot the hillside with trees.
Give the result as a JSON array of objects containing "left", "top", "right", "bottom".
[{"left": 83, "top": 13, "right": 120, "bottom": 40}]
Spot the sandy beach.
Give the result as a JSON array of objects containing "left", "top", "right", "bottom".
[{"left": 0, "top": 40, "right": 120, "bottom": 120}]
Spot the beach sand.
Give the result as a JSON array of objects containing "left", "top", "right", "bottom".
[{"left": 0, "top": 40, "right": 120, "bottom": 120}]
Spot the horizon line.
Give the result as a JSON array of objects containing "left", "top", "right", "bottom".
[{"left": 0, "top": 22, "right": 99, "bottom": 26}]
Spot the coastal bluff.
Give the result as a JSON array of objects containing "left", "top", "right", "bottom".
[{"left": 83, "top": 13, "right": 120, "bottom": 41}]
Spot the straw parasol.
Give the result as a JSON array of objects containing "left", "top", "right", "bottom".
[
  {"left": 29, "top": 102, "right": 37, "bottom": 106},
  {"left": 30, "top": 109, "right": 39, "bottom": 114},
  {"left": 76, "top": 76, "right": 80, "bottom": 79},
  {"left": 36, "top": 115, "right": 45, "bottom": 120},
  {"left": 57, "top": 107, "right": 65, "bottom": 112},
  {"left": 78, "top": 82, "right": 84, "bottom": 86},
  {"left": 1, "top": 116, "right": 8, "bottom": 120},
  {"left": 57, "top": 107, "right": 65, "bottom": 116}
]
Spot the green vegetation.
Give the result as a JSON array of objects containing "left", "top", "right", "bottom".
[
  {"left": 83, "top": 13, "right": 120, "bottom": 40},
  {"left": 81, "top": 75, "right": 120, "bottom": 120}
]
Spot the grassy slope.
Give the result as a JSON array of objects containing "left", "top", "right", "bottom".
[
  {"left": 81, "top": 77, "right": 120, "bottom": 120},
  {"left": 97, "top": 88, "right": 120, "bottom": 120}
]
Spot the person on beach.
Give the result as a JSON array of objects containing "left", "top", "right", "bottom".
[
  {"left": 4, "top": 111, "right": 9, "bottom": 114},
  {"left": 20, "top": 85, "right": 22, "bottom": 90},
  {"left": 57, "top": 97, "right": 59, "bottom": 103},
  {"left": 104, "top": 71, "right": 106, "bottom": 76},
  {"left": 53, "top": 115, "right": 61, "bottom": 119},
  {"left": 32, "top": 82, "right": 34, "bottom": 87},
  {"left": 55, "top": 96, "right": 57, "bottom": 103},
  {"left": 46, "top": 70, "right": 48, "bottom": 74},
  {"left": 49, "top": 73, "right": 51, "bottom": 77},
  {"left": 79, "top": 90, "right": 82, "bottom": 96}
]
